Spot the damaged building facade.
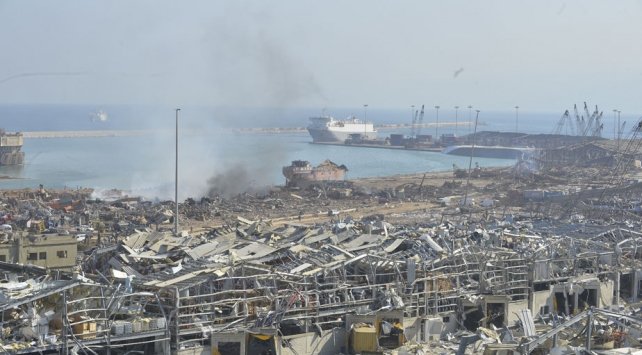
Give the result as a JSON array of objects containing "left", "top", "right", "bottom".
[{"left": 282, "top": 160, "right": 348, "bottom": 188}]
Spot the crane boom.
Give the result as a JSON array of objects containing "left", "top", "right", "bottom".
[
  {"left": 410, "top": 108, "right": 419, "bottom": 138},
  {"left": 574, "top": 104, "right": 585, "bottom": 135},
  {"left": 554, "top": 110, "right": 570, "bottom": 135},
  {"left": 415, "top": 105, "right": 425, "bottom": 137}
]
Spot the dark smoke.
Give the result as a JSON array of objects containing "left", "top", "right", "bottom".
[
  {"left": 197, "top": 6, "right": 324, "bottom": 198},
  {"left": 206, "top": 164, "right": 272, "bottom": 198}
]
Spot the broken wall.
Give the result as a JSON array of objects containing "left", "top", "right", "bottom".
[
  {"left": 531, "top": 289, "right": 553, "bottom": 316},
  {"left": 506, "top": 300, "right": 530, "bottom": 326},
  {"left": 599, "top": 279, "right": 614, "bottom": 307}
]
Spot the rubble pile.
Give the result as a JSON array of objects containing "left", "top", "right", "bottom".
[{"left": 1, "top": 162, "right": 642, "bottom": 354}]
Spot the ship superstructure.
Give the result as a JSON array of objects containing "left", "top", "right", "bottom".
[
  {"left": 307, "top": 115, "right": 377, "bottom": 143},
  {"left": 0, "top": 129, "right": 24, "bottom": 165}
]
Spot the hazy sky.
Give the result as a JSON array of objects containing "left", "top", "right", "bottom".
[{"left": 1, "top": 0, "right": 641, "bottom": 112}]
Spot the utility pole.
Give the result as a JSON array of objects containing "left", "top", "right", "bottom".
[
  {"left": 454, "top": 106, "right": 459, "bottom": 136},
  {"left": 434, "top": 106, "right": 440, "bottom": 144},
  {"left": 514, "top": 105, "right": 520, "bottom": 133},
  {"left": 175, "top": 108, "right": 180, "bottom": 236}
]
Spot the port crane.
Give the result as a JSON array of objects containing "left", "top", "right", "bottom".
[
  {"left": 581, "top": 103, "right": 603, "bottom": 137},
  {"left": 560, "top": 117, "right": 642, "bottom": 220},
  {"left": 409, "top": 105, "right": 425, "bottom": 139},
  {"left": 410, "top": 108, "right": 419, "bottom": 138},
  {"left": 556, "top": 102, "right": 603, "bottom": 137},
  {"left": 574, "top": 104, "right": 585, "bottom": 135},
  {"left": 553, "top": 110, "right": 573, "bottom": 135}
]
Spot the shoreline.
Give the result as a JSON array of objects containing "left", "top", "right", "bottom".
[
  {"left": 20, "top": 120, "right": 468, "bottom": 139},
  {"left": 0, "top": 167, "right": 507, "bottom": 194},
  {"left": 22, "top": 130, "right": 148, "bottom": 138}
]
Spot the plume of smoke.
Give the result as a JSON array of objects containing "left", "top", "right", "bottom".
[
  {"left": 197, "top": 10, "right": 323, "bottom": 198},
  {"left": 205, "top": 137, "right": 286, "bottom": 198},
  {"left": 111, "top": 6, "right": 324, "bottom": 201},
  {"left": 205, "top": 8, "right": 327, "bottom": 108},
  {"left": 206, "top": 164, "right": 271, "bottom": 198}
]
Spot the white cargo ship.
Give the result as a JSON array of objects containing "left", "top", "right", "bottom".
[{"left": 307, "top": 116, "right": 377, "bottom": 143}]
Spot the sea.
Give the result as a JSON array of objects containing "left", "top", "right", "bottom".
[{"left": 0, "top": 104, "right": 619, "bottom": 200}]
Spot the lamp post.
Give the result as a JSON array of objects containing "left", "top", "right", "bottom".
[
  {"left": 410, "top": 105, "right": 415, "bottom": 137},
  {"left": 514, "top": 106, "right": 519, "bottom": 133},
  {"left": 434, "top": 105, "right": 440, "bottom": 144},
  {"left": 454, "top": 106, "right": 459, "bottom": 136},
  {"left": 613, "top": 109, "right": 618, "bottom": 142},
  {"left": 175, "top": 108, "right": 180, "bottom": 236},
  {"left": 617, "top": 110, "right": 621, "bottom": 150},
  {"left": 363, "top": 104, "right": 368, "bottom": 138}
]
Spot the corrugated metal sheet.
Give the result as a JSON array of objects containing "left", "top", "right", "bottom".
[
  {"left": 406, "top": 259, "right": 416, "bottom": 286},
  {"left": 384, "top": 239, "right": 404, "bottom": 253},
  {"left": 186, "top": 241, "right": 220, "bottom": 260},
  {"left": 290, "top": 263, "right": 313, "bottom": 274},
  {"left": 121, "top": 265, "right": 143, "bottom": 278},
  {"left": 517, "top": 309, "right": 536, "bottom": 337},
  {"left": 124, "top": 231, "right": 148, "bottom": 250}
]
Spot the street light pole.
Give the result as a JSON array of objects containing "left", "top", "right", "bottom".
[
  {"left": 617, "top": 110, "right": 621, "bottom": 150},
  {"left": 410, "top": 105, "right": 415, "bottom": 137},
  {"left": 175, "top": 108, "right": 180, "bottom": 236},
  {"left": 613, "top": 109, "right": 618, "bottom": 142},
  {"left": 363, "top": 104, "right": 368, "bottom": 138},
  {"left": 454, "top": 106, "right": 459, "bottom": 136},
  {"left": 434, "top": 106, "right": 440, "bottom": 144},
  {"left": 514, "top": 106, "right": 519, "bottom": 133}
]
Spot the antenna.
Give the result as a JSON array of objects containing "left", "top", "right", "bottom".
[{"left": 175, "top": 108, "right": 180, "bottom": 236}]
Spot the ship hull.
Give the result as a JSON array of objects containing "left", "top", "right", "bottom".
[{"left": 307, "top": 128, "right": 377, "bottom": 143}]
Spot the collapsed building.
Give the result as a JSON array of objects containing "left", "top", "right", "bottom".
[{"left": 3, "top": 212, "right": 642, "bottom": 354}]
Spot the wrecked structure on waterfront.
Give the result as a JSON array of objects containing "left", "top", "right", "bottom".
[
  {"left": 0, "top": 129, "right": 24, "bottom": 165},
  {"left": 4, "top": 129, "right": 642, "bottom": 354},
  {"left": 282, "top": 160, "right": 348, "bottom": 188}
]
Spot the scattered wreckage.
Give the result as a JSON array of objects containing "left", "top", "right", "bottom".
[
  {"left": 2, "top": 157, "right": 642, "bottom": 354},
  {"left": 1, "top": 211, "right": 642, "bottom": 354}
]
